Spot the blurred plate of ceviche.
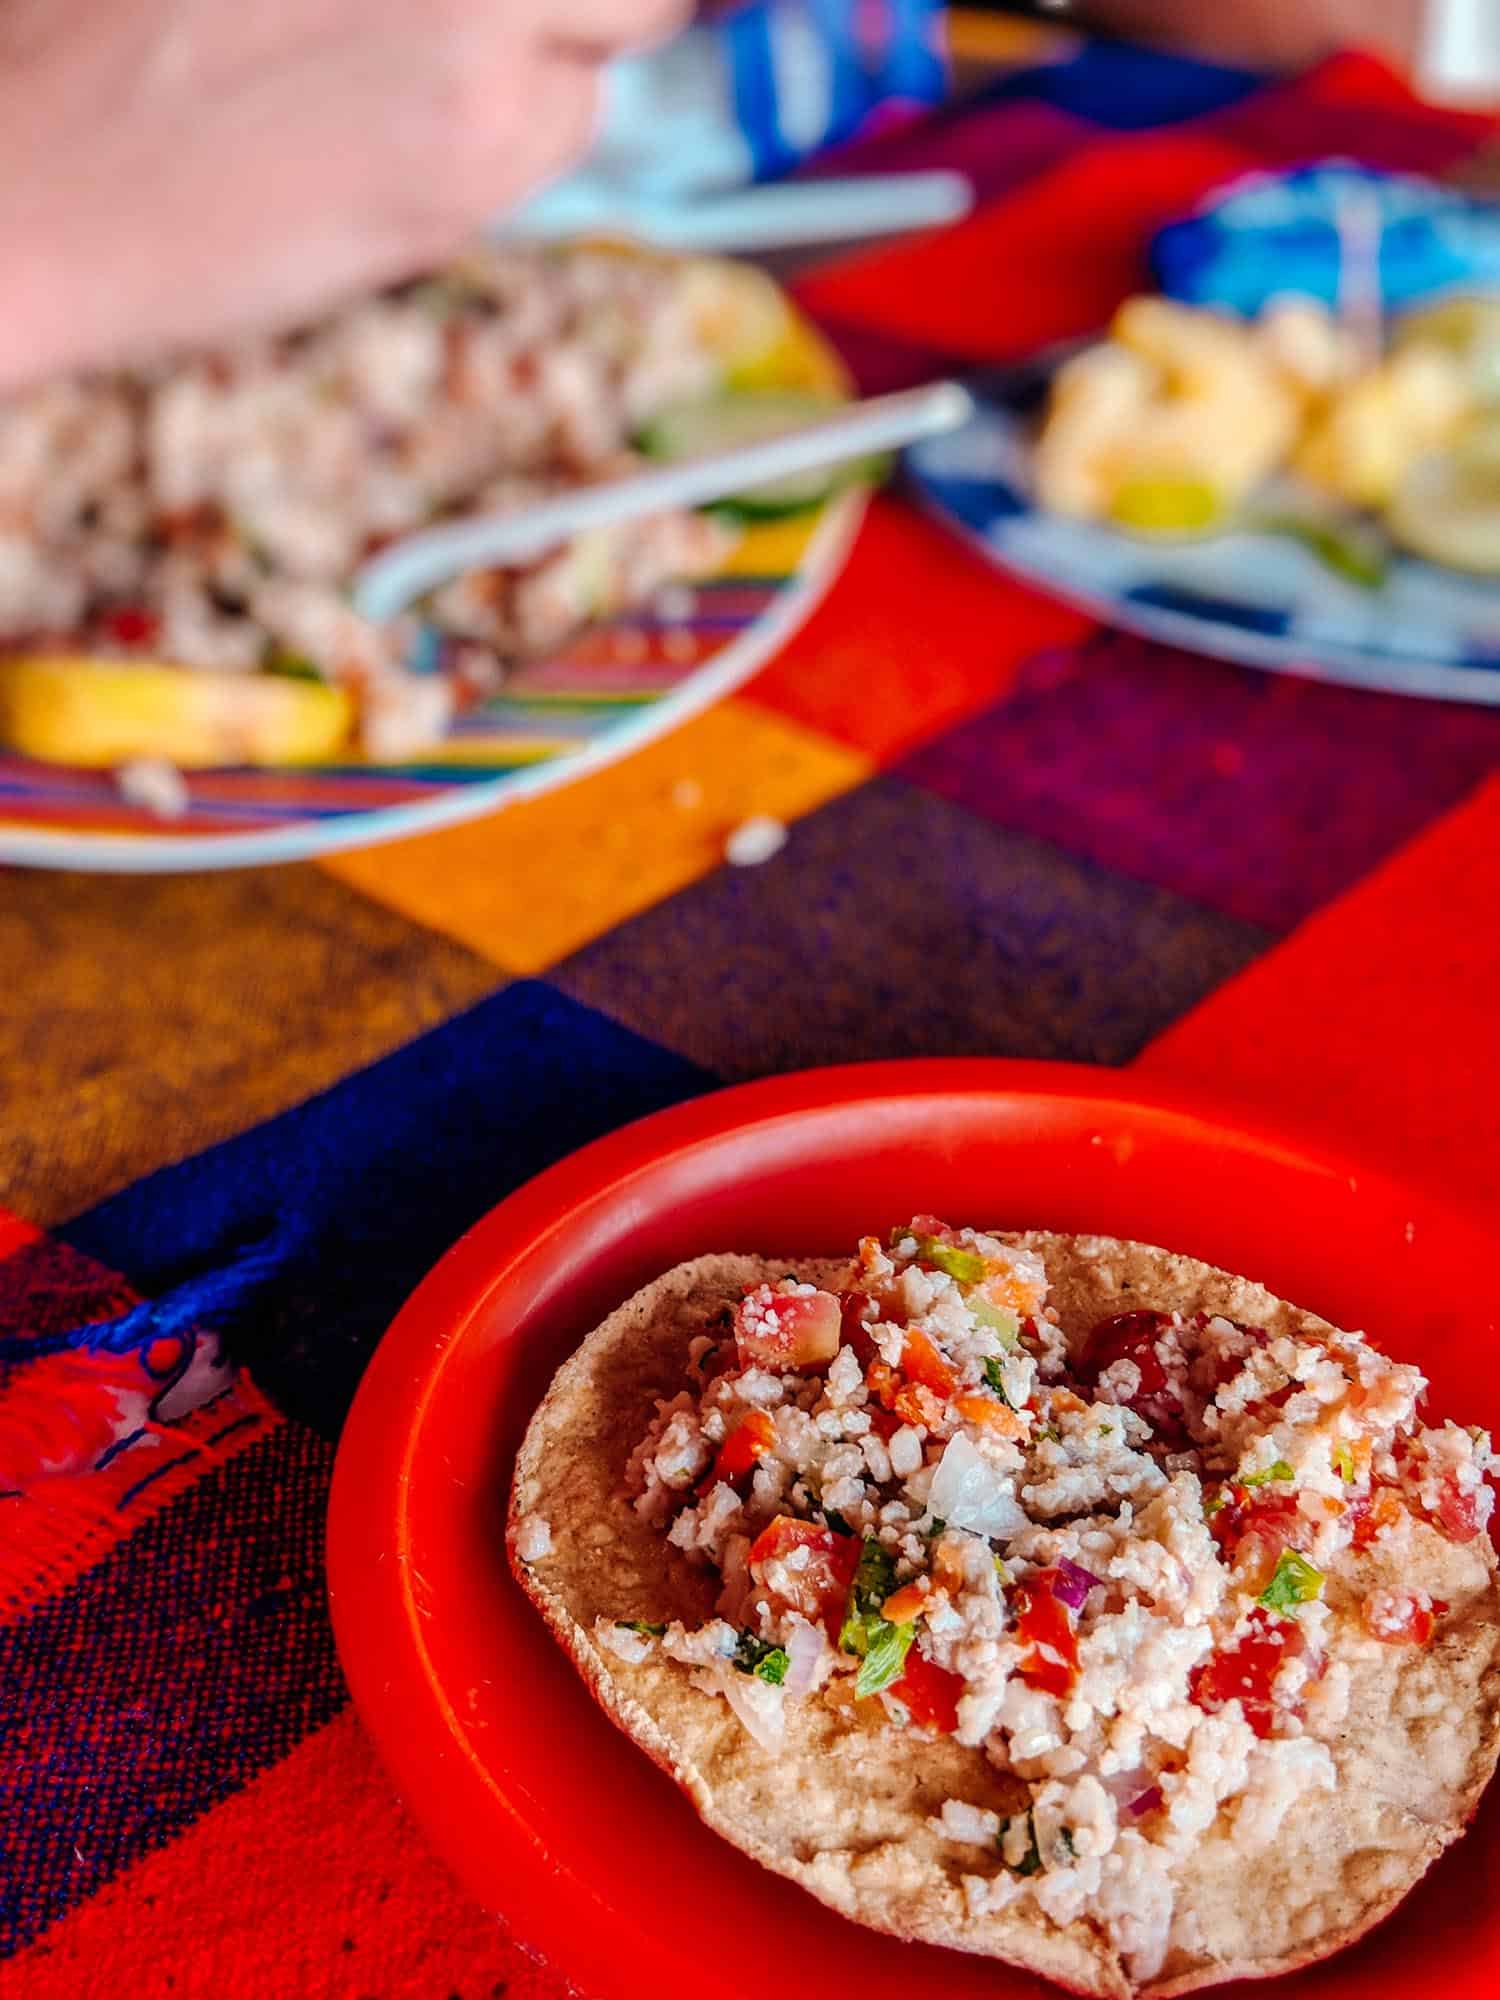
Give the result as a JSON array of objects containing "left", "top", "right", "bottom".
[
  {"left": 326, "top": 1059, "right": 1500, "bottom": 2000},
  {"left": 0, "top": 249, "right": 865, "bottom": 871},
  {"left": 905, "top": 292, "right": 1500, "bottom": 706}
]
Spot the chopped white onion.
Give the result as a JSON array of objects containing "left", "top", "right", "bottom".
[
  {"left": 928, "top": 1433, "right": 1027, "bottom": 1538},
  {"left": 783, "top": 1618, "right": 831, "bottom": 1697},
  {"left": 698, "top": 1664, "right": 787, "bottom": 1751}
]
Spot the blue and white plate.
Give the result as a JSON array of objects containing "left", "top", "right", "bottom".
[{"left": 905, "top": 377, "right": 1500, "bottom": 705}]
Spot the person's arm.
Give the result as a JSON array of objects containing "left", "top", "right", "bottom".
[{"left": 0, "top": 0, "right": 687, "bottom": 390}]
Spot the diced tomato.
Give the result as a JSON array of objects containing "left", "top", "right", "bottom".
[
  {"left": 952, "top": 1391, "right": 1026, "bottom": 1440},
  {"left": 866, "top": 1404, "right": 903, "bottom": 1441},
  {"left": 1361, "top": 1590, "right": 1448, "bottom": 1646},
  {"left": 747, "top": 1515, "right": 829, "bottom": 1568},
  {"left": 1079, "top": 1310, "right": 1189, "bottom": 1446},
  {"left": 1348, "top": 1484, "right": 1406, "bottom": 1550},
  {"left": 710, "top": 1409, "right": 775, "bottom": 1486},
  {"left": 734, "top": 1285, "right": 842, "bottom": 1371},
  {"left": 1435, "top": 1473, "right": 1483, "bottom": 1544},
  {"left": 892, "top": 1646, "right": 964, "bottom": 1733},
  {"left": 907, "top": 1214, "right": 956, "bottom": 1243},
  {"left": 1208, "top": 1484, "right": 1306, "bottom": 1571},
  {"left": 100, "top": 604, "right": 159, "bottom": 648},
  {"left": 841, "top": 1289, "right": 879, "bottom": 1366},
  {"left": 1011, "top": 1568, "right": 1080, "bottom": 1698},
  {"left": 1083, "top": 1311, "right": 1169, "bottom": 1394},
  {"left": 747, "top": 1516, "right": 860, "bottom": 1643},
  {"left": 1188, "top": 1607, "right": 1306, "bottom": 1739},
  {"left": 901, "top": 1325, "right": 958, "bottom": 1399}
]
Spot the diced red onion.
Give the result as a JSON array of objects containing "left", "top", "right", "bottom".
[
  {"left": 1052, "top": 1557, "right": 1105, "bottom": 1610},
  {"left": 1127, "top": 1785, "right": 1163, "bottom": 1818}
]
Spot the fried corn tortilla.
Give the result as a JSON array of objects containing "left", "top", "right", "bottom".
[{"left": 509, "top": 1234, "right": 1500, "bottom": 1997}]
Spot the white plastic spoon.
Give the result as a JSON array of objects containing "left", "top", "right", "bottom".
[{"left": 351, "top": 379, "right": 974, "bottom": 625}]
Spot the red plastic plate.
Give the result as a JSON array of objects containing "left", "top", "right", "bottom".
[{"left": 327, "top": 1059, "right": 1500, "bottom": 2000}]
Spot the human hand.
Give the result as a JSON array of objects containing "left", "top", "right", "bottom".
[{"left": 0, "top": 0, "right": 688, "bottom": 387}]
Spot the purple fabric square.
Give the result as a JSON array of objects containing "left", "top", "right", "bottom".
[
  {"left": 897, "top": 634, "right": 1500, "bottom": 936},
  {"left": 554, "top": 777, "right": 1266, "bottom": 1079}
]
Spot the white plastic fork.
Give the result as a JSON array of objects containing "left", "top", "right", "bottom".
[{"left": 350, "top": 379, "right": 974, "bottom": 625}]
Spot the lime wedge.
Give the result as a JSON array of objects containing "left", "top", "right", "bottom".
[
  {"left": 0, "top": 656, "right": 353, "bottom": 767},
  {"left": 1108, "top": 475, "right": 1226, "bottom": 536}
]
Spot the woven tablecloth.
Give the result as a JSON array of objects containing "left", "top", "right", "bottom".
[{"left": 3, "top": 42, "right": 1500, "bottom": 2000}]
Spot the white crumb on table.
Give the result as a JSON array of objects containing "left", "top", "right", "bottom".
[
  {"left": 115, "top": 758, "right": 189, "bottom": 820},
  {"left": 724, "top": 814, "right": 788, "bottom": 867}
]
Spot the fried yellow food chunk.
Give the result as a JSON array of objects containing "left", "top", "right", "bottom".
[{"left": 0, "top": 657, "right": 353, "bottom": 768}]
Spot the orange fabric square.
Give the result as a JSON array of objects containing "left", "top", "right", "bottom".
[
  {"left": 744, "top": 494, "right": 1093, "bottom": 761},
  {"left": 1138, "top": 777, "right": 1500, "bottom": 1226},
  {"left": 322, "top": 698, "right": 868, "bottom": 974},
  {"left": 795, "top": 130, "right": 1254, "bottom": 358}
]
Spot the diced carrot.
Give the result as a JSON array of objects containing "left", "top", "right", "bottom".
[
  {"left": 881, "top": 1582, "right": 931, "bottom": 1625},
  {"left": 932, "top": 1542, "right": 967, "bottom": 1594},
  {"left": 893, "top": 1382, "right": 946, "bottom": 1430},
  {"left": 975, "top": 1267, "right": 1045, "bottom": 1319},
  {"left": 901, "top": 1325, "right": 958, "bottom": 1398},
  {"left": 953, "top": 1392, "right": 1025, "bottom": 1439}
]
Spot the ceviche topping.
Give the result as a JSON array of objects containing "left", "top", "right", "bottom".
[{"left": 585, "top": 1225, "right": 1496, "bottom": 1980}]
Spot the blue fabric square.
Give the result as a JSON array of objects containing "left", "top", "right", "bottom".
[{"left": 63, "top": 983, "right": 714, "bottom": 1436}]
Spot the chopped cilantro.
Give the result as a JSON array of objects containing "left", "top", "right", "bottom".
[
  {"left": 839, "top": 1537, "right": 898, "bottom": 1656},
  {"left": 263, "top": 651, "right": 321, "bottom": 682},
  {"left": 1000, "top": 1812, "right": 1042, "bottom": 1877},
  {"left": 1241, "top": 1459, "right": 1295, "bottom": 1488},
  {"left": 1095, "top": 1423, "right": 1114, "bottom": 1439},
  {"left": 854, "top": 1616, "right": 915, "bottom": 1698},
  {"left": 732, "top": 1631, "right": 790, "bottom": 1684},
  {"left": 1258, "top": 1550, "right": 1324, "bottom": 1612},
  {"left": 615, "top": 1620, "right": 666, "bottom": 1638},
  {"left": 971, "top": 1297, "right": 1021, "bottom": 1347},
  {"left": 1202, "top": 1491, "right": 1226, "bottom": 1518},
  {"left": 823, "top": 1508, "right": 854, "bottom": 1537},
  {"left": 924, "top": 1517, "right": 948, "bottom": 1539},
  {"left": 982, "top": 1356, "right": 1013, "bottom": 1401},
  {"left": 838, "top": 1536, "right": 914, "bottom": 1696},
  {"left": 1035, "top": 1423, "right": 1061, "bottom": 1443},
  {"left": 993, "top": 1554, "right": 1012, "bottom": 1584},
  {"left": 1331, "top": 1443, "right": 1356, "bottom": 1482}
]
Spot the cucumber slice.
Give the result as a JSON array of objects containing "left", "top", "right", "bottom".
[{"left": 637, "top": 391, "right": 881, "bottom": 519}]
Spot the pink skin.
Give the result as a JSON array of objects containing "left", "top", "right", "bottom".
[{"left": 0, "top": 0, "right": 690, "bottom": 388}]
